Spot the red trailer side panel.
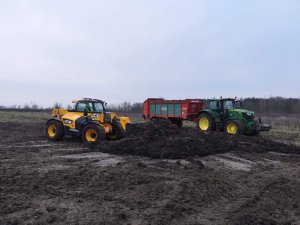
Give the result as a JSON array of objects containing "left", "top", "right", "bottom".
[{"left": 143, "top": 98, "right": 204, "bottom": 121}]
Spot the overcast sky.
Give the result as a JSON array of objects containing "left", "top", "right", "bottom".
[{"left": 0, "top": 0, "right": 300, "bottom": 107}]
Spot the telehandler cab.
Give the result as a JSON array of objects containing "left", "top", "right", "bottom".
[
  {"left": 197, "top": 98, "right": 271, "bottom": 135},
  {"left": 46, "top": 98, "right": 130, "bottom": 143}
]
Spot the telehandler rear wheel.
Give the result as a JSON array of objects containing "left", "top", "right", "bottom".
[
  {"left": 106, "top": 122, "right": 125, "bottom": 141},
  {"left": 224, "top": 120, "right": 244, "bottom": 135},
  {"left": 82, "top": 124, "right": 105, "bottom": 143},
  {"left": 197, "top": 114, "right": 216, "bottom": 131},
  {"left": 46, "top": 120, "right": 65, "bottom": 141}
]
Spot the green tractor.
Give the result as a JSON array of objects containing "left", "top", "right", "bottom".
[{"left": 197, "top": 98, "right": 271, "bottom": 135}]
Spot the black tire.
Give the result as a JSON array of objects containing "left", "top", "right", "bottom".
[
  {"left": 197, "top": 113, "right": 216, "bottom": 131},
  {"left": 46, "top": 120, "right": 65, "bottom": 141},
  {"left": 169, "top": 118, "right": 183, "bottom": 128},
  {"left": 106, "top": 122, "right": 125, "bottom": 141},
  {"left": 177, "top": 119, "right": 183, "bottom": 128},
  {"left": 82, "top": 124, "right": 105, "bottom": 143},
  {"left": 224, "top": 120, "right": 244, "bottom": 135}
]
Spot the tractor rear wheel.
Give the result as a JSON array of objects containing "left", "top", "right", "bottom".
[
  {"left": 197, "top": 114, "right": 216, "bottom": 131},
  {"left": 82, "top": 124, "right": 105, "bottom": 143},
  {"left": 46, "top": 120, "right": 65, "bottom": 141},
  {"left": 106, "top": 122, "right": 125, "bottom": 141},
  {"left": 224, "top": 120, "right": 244, "bottom": 135}
]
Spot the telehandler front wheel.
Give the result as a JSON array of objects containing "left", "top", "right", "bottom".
[
  {"left": 224, "top": 120, "right": 244, "bottom": 135},
  {"left": 82, "top": 124, "right": 105, "bottom": 143},
  {"left": 197, "top": 114, "right": 216, "bottom": 132},
  {"left": 46, "top": 120, "right": 65, "bottom": 141},
  {"left": 106, "top": 122, "right": 125, "bottom": 141}
]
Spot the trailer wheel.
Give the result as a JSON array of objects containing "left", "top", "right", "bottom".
[
  {"left": 169, "top": 118, "right": 183, "bottom": 128},
  {"left": 106, "top": 122, "right": 125, "bottom": 141},
  {"left": 46, "top": 120, "right": 65, "bottom": 141},
  {"left": 197, "top": 114, "right": 216, "bottom": 131},
  {"left": 224, "top": 120, "right": 244, "bottom": 135},
  {"left": 177, "top": 119, "right": 183, "bottom": 128}
]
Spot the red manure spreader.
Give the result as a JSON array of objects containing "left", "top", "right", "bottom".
[{"left": 143, "top": 98, "right": 204, "bottom": 127}]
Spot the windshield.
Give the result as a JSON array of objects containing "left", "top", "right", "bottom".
[
  {"left": 94, "top": 102, "right": 104, "bottom": 112},
  {"left": 223, "top": 100, "right": 234, "bottom": 109},
  {"left": 75, "top": 102, "right": 105, "bottom": 112}
]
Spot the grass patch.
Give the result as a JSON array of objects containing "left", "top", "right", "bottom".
[{"left": 0, "top": 111, "right": 50, "bottom": 122}]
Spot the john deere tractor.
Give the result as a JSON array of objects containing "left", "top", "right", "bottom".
[
  {"left": 197, "top": 98, "right": 271, "bottom": 135},
  {"left": 46, "top": 98, "right": 130, "bottom": 143}
]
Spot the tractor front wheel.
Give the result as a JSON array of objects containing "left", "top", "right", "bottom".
[
  {"left": 106, "top": 122, "right": 125, "bottom": 141},
  {"left": 46, "top": 120, "right": 65, "bottom": 141},
  {"left": 224, "top": 120, "right": 244, "bottom": 135},
  {"left": 197, "top": 114, "right": 216, "bottom": 131},
  {"left": 82, "top": 124, "right": 105, "bottom": 143}
]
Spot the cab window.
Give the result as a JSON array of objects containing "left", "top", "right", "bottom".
[
  {"left": 224, "top": 101, "right": 234, "bottom": 109},
  {"left": 76, "top": 102, "right": 86, "bottom": 112},
  {"left": 76, "top": 102, "right": 93, "bottom": 112},
  {"left": 94, "top": 103, "right": 104, "bottom": 112},
  {"left": 209, "top": 101, "right": 219, "bottom": 109}
]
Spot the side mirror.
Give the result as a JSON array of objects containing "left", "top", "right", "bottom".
[{"left": 84, "top": 108, "right": 88, "bottom": 117}]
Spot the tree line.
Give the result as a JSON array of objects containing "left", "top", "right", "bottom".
[
  {"left": 241, "top": 97, "right": 300, "bottom": 114},
  {"left": 1, "top": 97, "right": 299, "bottom": 114}
]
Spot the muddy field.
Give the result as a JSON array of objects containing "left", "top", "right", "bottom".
[{"left": 0, "top": 121, "right": 300, "bottom": 225}]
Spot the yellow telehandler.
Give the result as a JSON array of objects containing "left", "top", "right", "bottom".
[{"left": 46, "top": 98, "right": 130, "bottom": 143}]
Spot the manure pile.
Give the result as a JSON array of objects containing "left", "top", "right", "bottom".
[{"left": 94, "top": 120, "right": 300, "bottom": 159}]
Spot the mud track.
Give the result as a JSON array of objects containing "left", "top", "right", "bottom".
[{"left": 0, "top": 121, "right": 300, "bottom": 225}]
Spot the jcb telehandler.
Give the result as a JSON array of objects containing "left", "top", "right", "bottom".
[
  {"left": 46, "top": 98, "right": 130, "bottom": 143},
  {"left": 197, "top": 98, "right": 271, "bottom": 135}
]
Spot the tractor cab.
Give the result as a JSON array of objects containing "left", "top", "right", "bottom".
[{"left": 208, "top": 98, "right": 241, "bottom": 111}]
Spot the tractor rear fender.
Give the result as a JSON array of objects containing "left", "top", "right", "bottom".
[{"left": 198, "top": 109, "right": 217, "bottom": 121}]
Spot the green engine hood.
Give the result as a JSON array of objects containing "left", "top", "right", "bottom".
[{"left": 227, "top": 109, "right": 255, "bottom": 117}]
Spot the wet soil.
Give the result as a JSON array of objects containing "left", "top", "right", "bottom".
[{"left": 0, "top": 121, "right": 300, "bottom": 225}]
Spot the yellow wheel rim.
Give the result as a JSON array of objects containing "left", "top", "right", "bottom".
[
  {"left": 48, "top": 125, "right": 56, "bottom": 137},
  {"left": 227, "top": 123, "right": 238, "bottom": 134},
  {"left": 199, "top": 117, "right": 209, "bottom": 131},
  {"left": 85, "top": 129, "right": 97, "bottom": 142}
]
